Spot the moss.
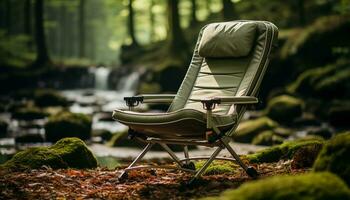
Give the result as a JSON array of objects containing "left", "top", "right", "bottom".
[
  {"left": 252, "top": 130, "right": 284, "bottom": 146},
  {"left": 0, "top": 138, "right": 97, "bottom": 171},
  {"left": 247, "top": 139, "right": 324, "bottom": 163},
  {"left": 265, "top": 95, "right": 304, "bottom": 123},
  {"left": 45, "top": 111, "right": 92, "bottom": 143},
  {"left": 233, "top": 117, "right": 278, "bottom": 143},
  {"left": 202, "top": 172, "right": 350, "bottom": 200},
  {"left": 194, "top": 160, "right": 239, "bottom": 175},
  {"left": 313, "top": 132, "right": 350, "bottom": 185},
  {"left": 0, "top": 120, "right": 8, "bottom": 137},
  {"left": 107, "top": 130, "right": 142, "bottom": 148},
  {"left": 12, "top": 106, "right": 49, "bottom": 120},
  {"left": 34, "top": 89, "right": 69, "bottom": 107}
]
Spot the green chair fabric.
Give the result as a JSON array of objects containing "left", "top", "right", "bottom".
[{"left": 113, "top": 20, "right": 278, "bottom": 139}]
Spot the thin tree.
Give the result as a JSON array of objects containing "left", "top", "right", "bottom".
[
  {"left": 190, "top": 0, "right": 198, "bottom": 26},
  {"left": 222, "top": 0, "right": 238, "bottom": 21},
  {"left": 78, "top": 0, "right": 86, "bottom": 57},
  {"left": 167, "top": 0, "right": 187, "bottom": 53},
  {"left": 33, "top": 0, "right": 50, "bottom": 67},
  {"left": 24, "top": 0, "right": 32, "bottom": 49},
  {"left": 127, "top": 0, "right": 139, "bottom": 47},
  {"left": 149, "top": 0, "right": 155, "bottom": 42}
]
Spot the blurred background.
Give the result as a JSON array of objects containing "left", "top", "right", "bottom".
[{"left": 0, "top": 0, "right": 349, "bottom": 168}]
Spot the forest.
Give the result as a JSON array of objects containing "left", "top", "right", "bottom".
[{"left": 0, "top": 0, "right": 350, "bottom": 199}]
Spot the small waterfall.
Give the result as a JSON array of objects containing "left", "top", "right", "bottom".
[
  {"left": 94, "top": 67, "right": 111, "bottom": 90},
  {"left": 117, "top": 71, "right": 140, "bottom": 92}
]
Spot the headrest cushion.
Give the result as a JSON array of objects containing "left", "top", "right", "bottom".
[{"left": 198, "top": 22, "right": 257, "bottom": 58}]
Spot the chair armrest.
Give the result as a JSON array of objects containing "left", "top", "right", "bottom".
[
  {"left": 200, "top": 96, "right": 258, "bottom": 110},
  {"left": 124, "top": 94, "right": 176, "bottom": 107}
]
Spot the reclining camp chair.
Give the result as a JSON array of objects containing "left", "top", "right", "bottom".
[{"left": 113, "top": 20, "right": 278, "bottom": 184}]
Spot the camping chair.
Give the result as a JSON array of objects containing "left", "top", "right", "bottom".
[{"left": 113, "top": 20, "right": 278, "bottom": 184}]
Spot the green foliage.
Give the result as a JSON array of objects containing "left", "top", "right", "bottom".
[
  {"left": 252, "top": 130, "right": 284, "bottom": 146},
  {"left": 12, "top": 106, "right": 49, "bottom": 120},
  {"left": 234, "top": 117, "right": 278, "bottom": 143},
  {"left": 202, "top": 172, "right": 350, "bottom": 200},
  {"left": 0, "top": 138, "right": 97, "bottom": 171},
  {"left": 45, "top": 111, "right": 92, "bottom": 143},
  {"left": 313, "top": 132, "right": 350, "bottom": 185},
  {"left": 194, "top": 160, "right": 238, "bottom": 175},
  {"left": 265, "top": 95, "right": 304, "bottom": 123},
  {"left": 247, "top": 139, "right": 324, "bottom": 163},
  {"left": 34, "top": 89, "right": 69, "bottom": 107}
]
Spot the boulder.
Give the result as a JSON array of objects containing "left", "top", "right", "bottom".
[
  {"left": 313, "top": 132, "right": 350, "bottom": 185},
  {"left": 247, "top": 139, "right": 324, "bottom": 163},
  {"left": 265, "top": 95, "right": 304, "bottom": 123},
  {"left": 12, "top": 106, "right": 48, "bottom": 120},
  {"left": 202, "top": 173, "right": 350, "bottom": 200},
  {"left": 233, "top": 117, "right": 278, "bottom": 143},
  {"left": 45, "top": 111, "right": 92, "bottom": 143},
  {"left": 34, "top": 89, "right": 69, "bottom": 108},
  {"left": 15, "top": 134, "right": 44, "bottom": 143},
  {"left": 252, "top": 130, "right": 284, "bottom": 146},
  {"left": 291, "top": 142, "right": 323, "bottom": 169},
  {"left": 0, "top": 138, "right": 97, "bottom": 171}
]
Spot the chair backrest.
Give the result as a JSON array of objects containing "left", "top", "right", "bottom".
[{"left": 168, "top": 21, "right": 278, "bottom": 118}]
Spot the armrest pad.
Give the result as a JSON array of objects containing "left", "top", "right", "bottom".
[
  {"left": 200, "top": 96, "right": 258, "bottom": 110},
  {"left": 124, "top": 94, "right": 176, "bottom": 106}
]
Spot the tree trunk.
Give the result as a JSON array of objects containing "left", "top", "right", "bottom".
[
  {"left": 149, "top": 0, "right": 155, "bottom": 42},
  {"left": 190, "top": 0, "right": 198, "bottom": 26},
  {"left": 33, "top": 0, "right": 50, "bottom": 67},
  {"left": 59, "top": 2, "right": 67, "bottom": 59},
  {"left": 297, "top": 0, "right": 305, "bottom": 26},
  {"left": 167, "top": 0, "right": 187, "bottom": 53},
  {"left": 78, "top": 0, "right": 86, "bottom": 58},
  {"left": 222, "top": 0, "right": 237, "bottom": 21},
  {"left": 127, "top": 0, "right": 138, "bottom": 46},
  {"left": 24, "top": 0, "right": 32, "bottom": 49}
]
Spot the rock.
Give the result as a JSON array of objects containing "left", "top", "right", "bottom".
[
  {"left": 92, "top": 129, "right": 113, "bottom": 142},
  {"left": 288, "top": 60, "right": 350, "bottom": 99},
  {"left": 15, "top": 134, "right": 44, "bottom": 143},
  {"left": 247, "top": 139, "right": 324, "bottom": 163},
  {"left": 0, "top": 138, "right": 97, "bottom": 171},
  {"left": 273, "top": 127, "right": 293, "bottom": 137},
  {"left": 202, "top": 173, "right": 350, "bottom": 200},
  {"left": 328, "top": 106, "right": 350, "bottom": 128},
  {"left": 307, "top": 127, "right": 332, "bottom": 139},
  {"left": 265, "top": 95, "right": 304, "bottom": 123},
  {"left": 313, "top": 132, "right": 350, "bottom": 185},
  {"left": 252, "top": 130, "right": 284, "bottom": 146},
  {"left": 45, "top": 111, "right": 92, "bottom": 143},
  {"left": 293, "top": 114, "right": 322, "bottom": 127},
  {"left": 234, "top": 117, "right": 278, "bottom": 143},
  {"left": 0, "top": 120, "right": 8, "bottom": 138},
  {"left": 291, "top": 142, "right": 323, "bottom": 169},
  {"left": 12, "top": 106, "right": 48, "bottom": 120},
  {"left": 34, "top": 89, "right": 69, "bottom": 108}
]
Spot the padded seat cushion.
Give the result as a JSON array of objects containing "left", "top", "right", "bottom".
[
  {"left": 198, "top": 22, "right": 257, "bottom": 58},
  {"left": 112, "top": 109, "right": 236, "bottom": 139}
]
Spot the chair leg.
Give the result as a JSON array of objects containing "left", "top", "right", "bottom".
[
  {"left": 220, "top": 138, "right": 258, "bottom": 178},
  {"left": 159, "top": 143, "right": 183, "bottom": 167},
  {"left": 184, "top": 146, "right": 189, "bottom": 164},
  {"left": 189, "top": 146, "right": 223, "bottom": 184},
  {"left": 119, "top": 143, "right": 154, "bottom": 179}
]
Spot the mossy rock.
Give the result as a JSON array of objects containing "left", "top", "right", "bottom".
[
  {"left": 92, "top": 129, "right": 113, "bottom": 142},
  {"left": 194, "top": 160, "right": 239, "bottom": 175},
  {"left": 233, "top": 117, "right": 278, "bottom": 143},
  {"left": 313, "top": 132, "right": 350, "bottom": 185},
  {"left": 252, "top": 130, "right": 284, "bottom": 146},
  {"left": 12, "top": 106, "right": 49, "bottom": 120},
  {"left": 328, "top": 106, "right": 350, "bottom": 128},
  {"left": 247, "top": 139, "right": 324, "bottom": 163},
  {"left": 0, "top": 138, "right": 97, "bottom": 171},
  {"left": 287, "top": 60, "right": 350, "bottom": 99},
  {"left": 307, "top": 127, "right": 332, "bottom": 139},
  {"left": 265, "top": 95, "right": 304, "bottom": 123},
  {"left": 291, "top": 143, "right": 323, "bottom": 169},
  {"left": 202, "top": 172, "right": 350, "bottom": 200},
  {"left": 0, "top": 120, "right": 8, "bottom": 138},
  {"left": 15, "top": 134, "right": 44, "bottom": 143},
  {"left": 34, "top": 89, "right": 69, "bottom": 108},
  {"left": 45, "top": 111, "right": 92, "bottom": 143}
]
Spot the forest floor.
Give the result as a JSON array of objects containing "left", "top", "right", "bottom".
[{"left": 0, "top": 161, "right": 308, "bottom": 200}]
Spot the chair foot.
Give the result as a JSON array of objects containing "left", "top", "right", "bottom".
[
  {"left": 182, "top": 162, "right": 196, "bottom": 170},
  {"left": 119, "top": 171, "right": 128, "bottom": 181},
  {"left": 246, "top": 166, "right": 258, "bottom": 179}
]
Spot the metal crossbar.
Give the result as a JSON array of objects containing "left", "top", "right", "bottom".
[{"left": 118, "top": 136, "right": 257, "bottom": 183}]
